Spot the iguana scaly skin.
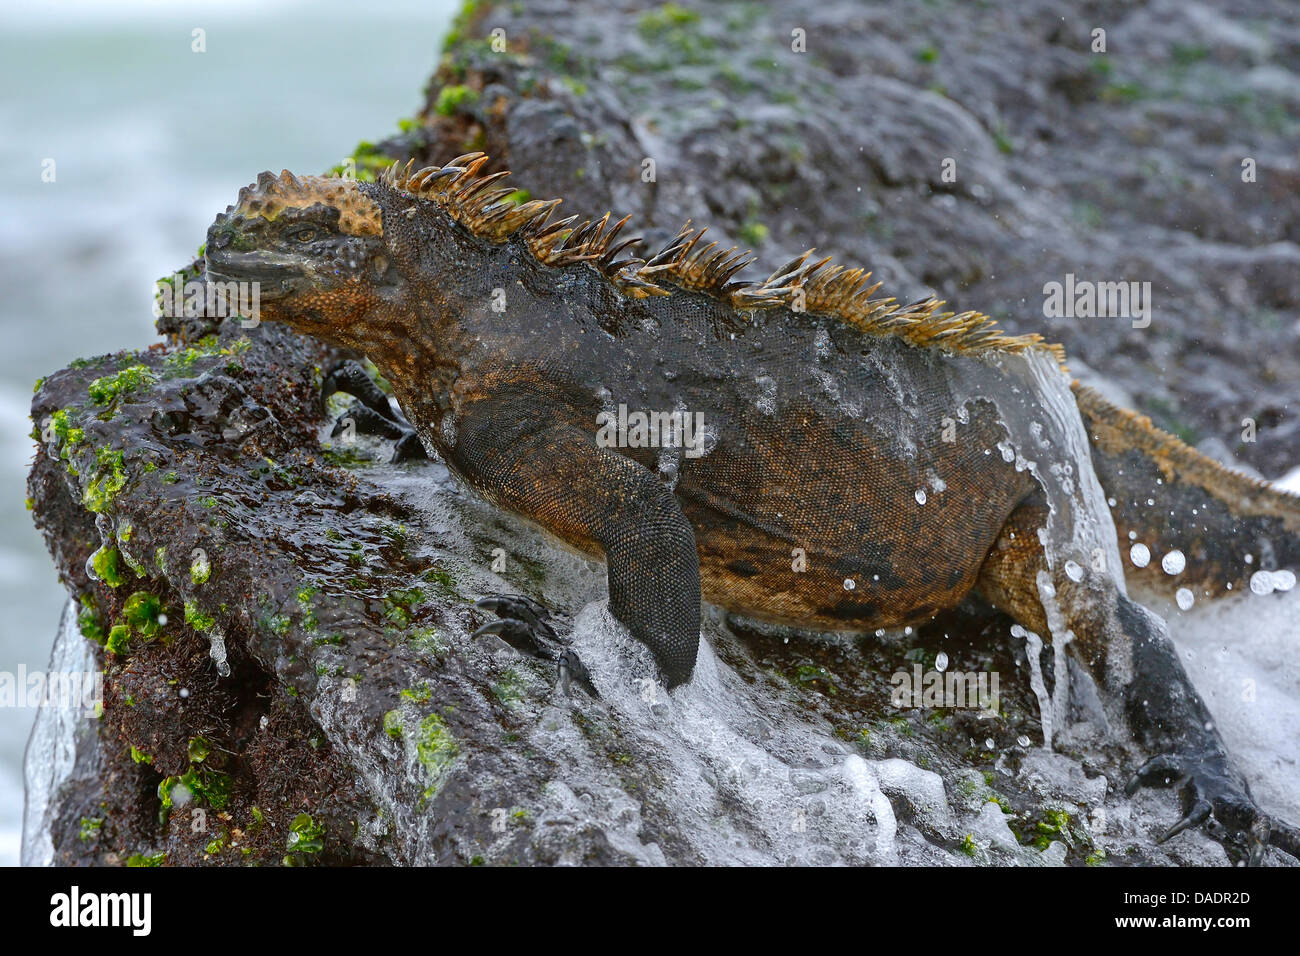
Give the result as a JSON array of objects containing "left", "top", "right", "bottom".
[{"left": 204, "top": 156, "right": 1300, "bottom": 862}]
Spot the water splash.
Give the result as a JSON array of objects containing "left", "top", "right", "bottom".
[
  {"left": 21, "top": 600, "right": 94, "bottom": 866},
  {"left": 207, "top": 626, "right": 231, "bottom": 677}
]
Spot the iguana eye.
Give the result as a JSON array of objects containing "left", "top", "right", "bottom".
[{"left": 290, "top": 227, "right": 317, "bottom": 243}]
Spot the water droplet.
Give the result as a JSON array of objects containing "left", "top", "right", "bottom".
[
  {"left": 1175, "top": 588, "right": 1194, "bottom": 610},
  {"left": 914, "top": 488, "right": 927, "bottom": 505},
  {"left": 1146, "top": 498, "right": 1155, "bottom": 506},
  {"left": 843, "top": 578, "right": 856, "bottom": 591},
  {"left": 179, "top": 688, "right": 190, "bottom": 698},
  {"left": 1129, "top": 543, "right": 1150, "bottom": 568},
  {"left": 157, "top": 613, "right": 168, "bottom": 626},
  {"left": 1244, "top": 554, "right": 1253, "bottom": 564},
  {"left": 1250, "top": 571, "right": 1275, "bottom": 595},
  {"left": 1017, "top": 735, "right": 1030, "bottom": 747},
  {"left": 207, "top": 627, "right": 231, "bottom": 677},
  {"left": 84, "top": 546, "right": 107, "bottom": 582},
  {"left": 1127, "top": 530, "right": 1137, "bottom": 541},
  {"left": 1161, "top": 550, "right": 1186, "bottom": 575},
  {"left": 984, "top": 738, "right": 995, "bottom": 750},
  {"left": 1107, "top": 497, "right": 1117, "bottom": 507},
  {"left": 1273, "top": 569, "right": 1295, "bottom": 592},
  {"left": 935, "top": 652, "right": 949, "bottom": 672},
  {"left": 1064, "top": 560, "right": 1084, "bottom": 582}
]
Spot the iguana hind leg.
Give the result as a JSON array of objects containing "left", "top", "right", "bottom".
[{"left": 977, "top": 495, "right": 1300, "bottom": 864}]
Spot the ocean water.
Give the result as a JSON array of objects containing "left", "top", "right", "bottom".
[{"left": 0, "top": 0, "right": 457, "bottom": 865}]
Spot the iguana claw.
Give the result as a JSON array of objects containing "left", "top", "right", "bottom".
[
  {"left": 321, "top": 359, "right": 427, "bottom": 462},
  {"left": 1125, "top": 751, "right": 1296, "bottom": 864},
  {"left": 473, "top": 594, "right": 598, "bottom": 698},
  {"left": 390, "top": 431, "right": 427, "bottom": 463},
  {"left": 321, "top": 359, "right": 394, "bottom": 418},
  {"left": 474, "top": 594, "right": 558, "bottom": 639},
  {"left": 330, "top": 401, "right": 406, "bottom": 440},
  {"left": 557, "top": 648, "right": 595, "bottom": 699}
]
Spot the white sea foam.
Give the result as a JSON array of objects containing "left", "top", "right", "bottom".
[{"left": 1144, "top": 585, "right": 1300, "bottom": 825}]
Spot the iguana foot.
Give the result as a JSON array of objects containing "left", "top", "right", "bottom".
[
  {"left": 1125, "top": 751, "right": 1300, "bottom": 864},
  {"left": 388, "top": 430, "right": 425, "bottom": 462},
  {"left": 330, "top": 400, "right": 406, "bottom": 440},
  {"left": 321, "top": 359, "right": 427, "bottom": 463},
  {"left": 321, "top": 359, "right": 391, "bottom": 417},
  {"left": 556, "top": 648, "right": 597, "bottom": 700},
  {"left": 473, "top": 594, "right": 598, "bottom": 698}
]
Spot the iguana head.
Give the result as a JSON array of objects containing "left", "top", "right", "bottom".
[{"left": 204, "top": 171, "right": 394, "bottom": 343}]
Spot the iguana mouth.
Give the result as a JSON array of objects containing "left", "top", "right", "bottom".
[{"left": 204, "top": 249, "right": 302, "bottom": 300}]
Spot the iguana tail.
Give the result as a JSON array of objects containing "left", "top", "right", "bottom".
[{"left": 1073, "top": 383, "right": 1300, "bottom": 600}]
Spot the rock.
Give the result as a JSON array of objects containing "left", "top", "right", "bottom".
[
  {"left": 870, "top": 757, "right": 954, "bottom": 835},
  {"left": 972, "top": 800, "right": 1020, "bottom": 854},
  {"left": 1017, "top": 750, "right": 1109, "bottom": 807}
]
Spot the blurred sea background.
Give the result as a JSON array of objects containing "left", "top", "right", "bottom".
[{"left": 0, "top": 0, "right": 458, "bottom": 865}]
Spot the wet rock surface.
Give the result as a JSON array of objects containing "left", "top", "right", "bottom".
[
  {"left": 402, "top": 0, "right": 1300, "bottom": 476},
  {"left": 24, "top": 0, "right": 1300, "bottom": 865}
]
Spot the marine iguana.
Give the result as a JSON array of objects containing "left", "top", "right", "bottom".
[{"left": 203, "top": 155, "right": 1300, "bottom": 863}]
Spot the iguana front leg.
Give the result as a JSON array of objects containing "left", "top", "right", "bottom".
[
  {"left": 451, "top": 394, "right": 702, "bottom": 687},
  {"left": 321, "top": 360, "right": 427, "bottom": 462},
  {"left": 978, "top": 495, "right": 1300, "bottom": 863},
  {"left": 472, "top": 594, "right": 598, "bottom": 697}
]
